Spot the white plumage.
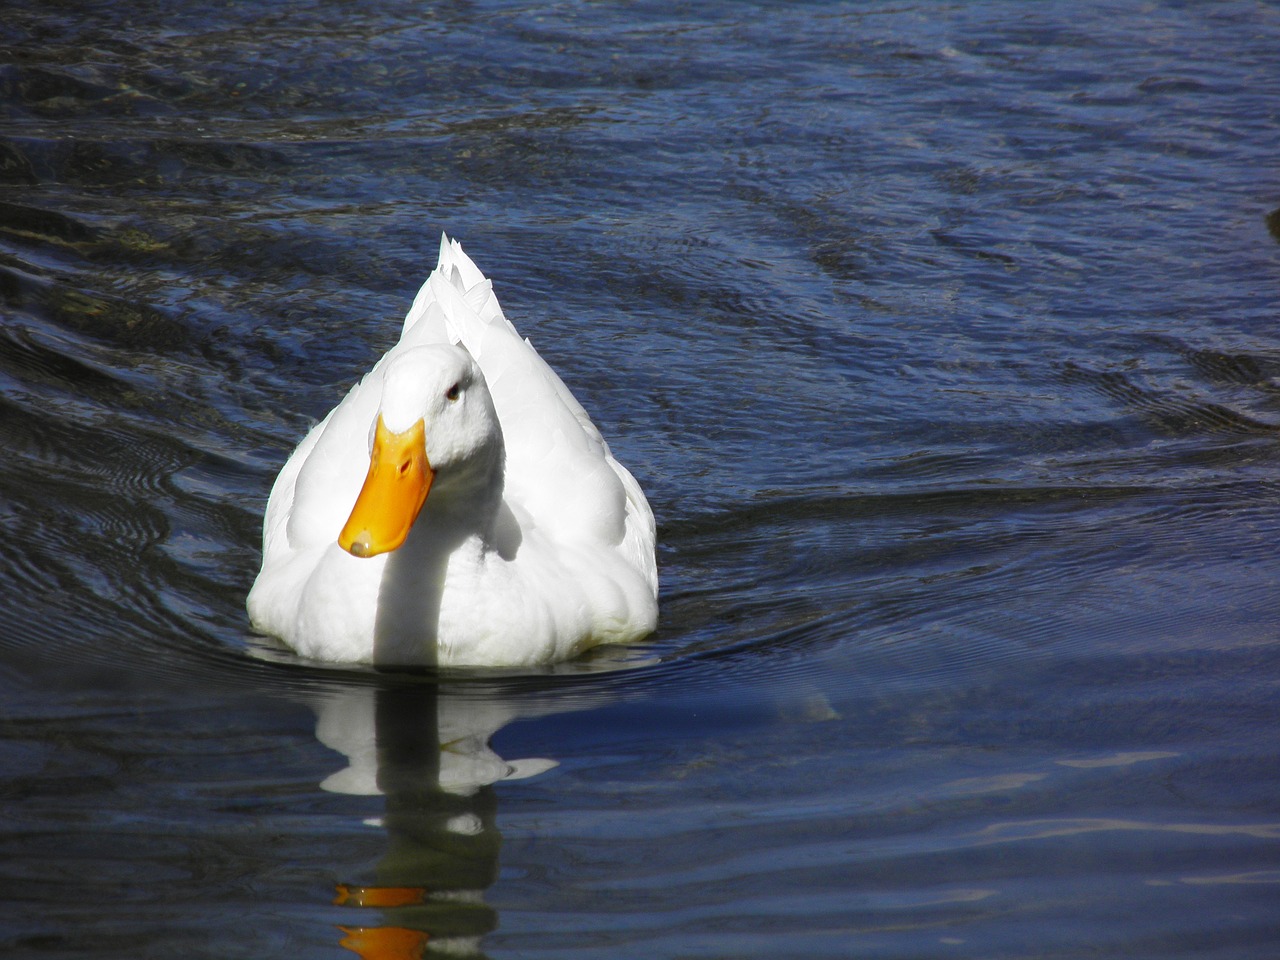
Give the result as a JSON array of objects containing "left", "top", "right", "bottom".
[{"left": 248, "top": 235, "right": 658, "bottom": 667}]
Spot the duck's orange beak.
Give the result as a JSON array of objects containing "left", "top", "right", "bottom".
[{"left": 338, "top": 415, "right": 434, "bottom": 558}]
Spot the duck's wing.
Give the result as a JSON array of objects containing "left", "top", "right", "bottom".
[
  {"left": 265, "top": 329, "right": 429, "bottom": 563},
  {"left": 400, "top": 237, "right": 653, "bottom": 582}
]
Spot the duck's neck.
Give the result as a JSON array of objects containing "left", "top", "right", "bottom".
[
  {"left": 405, "top": 441, "right": 510, "bottom": 560},
  {"left": 371, "top": 450, "right": 506, "bottom": 665}
]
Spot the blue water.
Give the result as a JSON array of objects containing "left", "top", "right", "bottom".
[{"left": 2, "top": 1, "right": 1279, "bottom": 956}]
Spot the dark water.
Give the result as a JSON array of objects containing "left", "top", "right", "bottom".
[{"left": 3, "top": 1, "right": 1279, "bottom": 956}]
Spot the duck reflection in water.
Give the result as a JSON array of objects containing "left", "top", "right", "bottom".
[{"left": 314, "top": 681, "right": 561, "bottom": 959}]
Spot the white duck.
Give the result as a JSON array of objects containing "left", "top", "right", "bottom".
[{"left": 247, "top": 235, "right": 658, "bottom": 667}]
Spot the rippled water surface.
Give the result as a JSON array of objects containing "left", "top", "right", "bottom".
[{"left": 3, "top": 1, "right": 1280, "bottom": 957}]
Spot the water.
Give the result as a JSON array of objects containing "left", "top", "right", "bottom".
[{"left": 2, "top": 1, "right": 1279, "bottom": 956}]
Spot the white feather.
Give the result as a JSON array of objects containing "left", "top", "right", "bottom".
[{"left": 248, "top": 236, "right": 658, "bottom": 667}]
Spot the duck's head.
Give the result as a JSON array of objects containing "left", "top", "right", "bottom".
[{"left": 338, "top": 345, "right": 502, "bottom": 558}]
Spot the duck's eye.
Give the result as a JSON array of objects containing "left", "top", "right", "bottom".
[{"left": 445, "top": 382, "right": 461, "bottom": 402}]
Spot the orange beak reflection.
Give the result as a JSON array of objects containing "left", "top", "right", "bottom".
[{"left": 338, "top": 415, "right": 434, "bottom": 558}]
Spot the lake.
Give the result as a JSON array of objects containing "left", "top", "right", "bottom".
[{"left": 2, "top": 1, "right": 1279, "bottom": 957}]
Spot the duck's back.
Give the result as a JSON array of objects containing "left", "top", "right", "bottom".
[{"left": 399, "top": 237, "right": 657, "bottom": 593}]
